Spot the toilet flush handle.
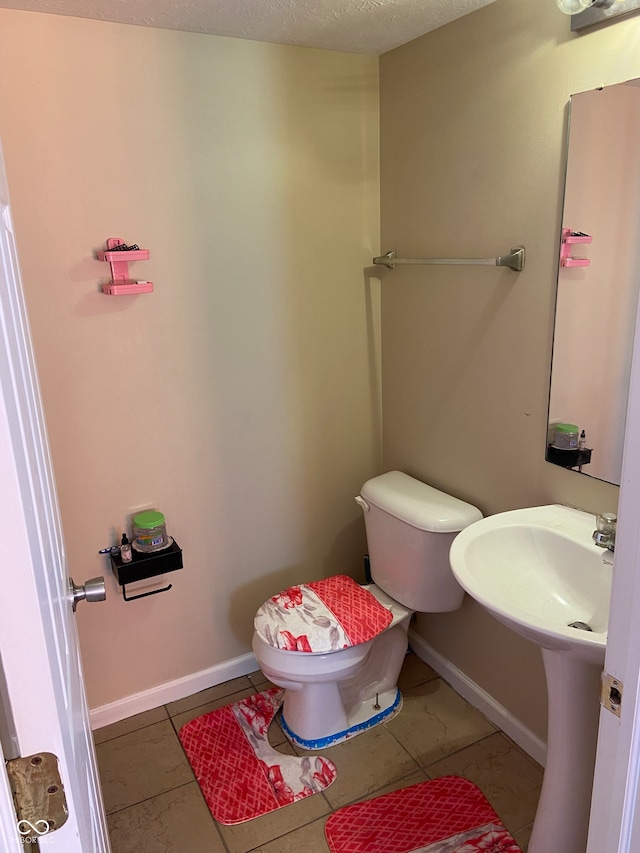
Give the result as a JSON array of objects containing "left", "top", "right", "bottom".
[{"left": 354, "top": 496, "right": 370, "bottom": 512}]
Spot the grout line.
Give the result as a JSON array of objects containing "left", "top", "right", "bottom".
[
  {"left": 93, "top": 711, "right": 171, "bottom": 745},
  {"left": 104, "top": 778, "right": 196, "bottom": 817},
  {"left": 241, "top": 811, "right": 330, "bottom": 853},
  {"left": 498, "top": 729, "right": 543, "bottom": 770},
  {"left": 419, "top": 729, "right": 504, "bottom": 772},
  {"left": 168, "top": 711, "right": 182, "bottom": 737},
  {"left": 164, "top": 688, "right": 256, "bottom": 728},
  {"left": 188, "top": 768, "right": 233, "bottom": 853},
  {"left": 163, "top": 677, "right": 255, "bottom": 718},
  {"left": 381, "top": 719, "right": 429, "bottom": 775},
  {"left": 327, "top": 765, "right": 430, "bottom": 812}
]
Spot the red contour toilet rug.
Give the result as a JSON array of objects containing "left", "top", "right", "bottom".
[{"left": 178, "top": 686, "right": 336, "bottom": 824}]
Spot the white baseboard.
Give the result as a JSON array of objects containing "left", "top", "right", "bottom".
[
  {"left": 408, "top": 629, "right": 547, "bottom": 768},
  {"left": 91, "top": 636, "right": 549, "bottom": 767},
  {"left": 89, "top": 652, "right": 258, "bottom": 730}
]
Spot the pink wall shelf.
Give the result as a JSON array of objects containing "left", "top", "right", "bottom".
[
  {"left": 560, "top": 228, "right": 592, "bottom": 268},
  {"left": 97, "top": 237, "right": 154, "bottom": 295}
]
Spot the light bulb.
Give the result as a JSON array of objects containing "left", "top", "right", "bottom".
[
  {"left": 555, "top": 0, "right": 617, "bottom": 13},
  {"left": 556, "top": 0, "right": 595, "bottom": 13}
]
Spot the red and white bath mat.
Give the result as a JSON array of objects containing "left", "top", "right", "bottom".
[
  {"left": 325, "top": 776, "right": 521, "bottom": 853},
  {"left": 178, "top": 687, "right": 336, "bottom": 824}
]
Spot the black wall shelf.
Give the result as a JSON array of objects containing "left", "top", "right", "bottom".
[
  {"left": 110, "top": 539, "right": 183, "bottom": 601},
  {"left": 547, "top": 445, "right": 592, "bottom": 470}
]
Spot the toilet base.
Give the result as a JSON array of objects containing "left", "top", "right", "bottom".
[{"left": 281, "top": 687, "right": 402, "bottom": 750}]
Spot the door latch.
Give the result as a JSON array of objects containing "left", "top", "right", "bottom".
[{"left": 601, "top": 672, "right": 623, "bottom": 717}]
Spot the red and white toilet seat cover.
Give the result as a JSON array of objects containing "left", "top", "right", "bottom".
[{"left": 254, "top": 574, "right": 393, "bottom": 653}]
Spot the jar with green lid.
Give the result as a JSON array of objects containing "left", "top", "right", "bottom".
[
  {"left": 133, "top": 510, "right": 169, "bottom": 552},
  {"left": 553, "top": 423, "right": 579, "bottom": 450}
]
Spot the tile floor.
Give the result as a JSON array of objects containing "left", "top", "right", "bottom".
[{"left": 94, "top": 653, "right": 543, "bottom": 853}]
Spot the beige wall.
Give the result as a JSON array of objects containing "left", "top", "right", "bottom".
[
  {"left": 0, "top": 11, "right": 380, "bottom": 710},
  {"left": 380, "top": 0, "right": 640, "bottom": 741}
]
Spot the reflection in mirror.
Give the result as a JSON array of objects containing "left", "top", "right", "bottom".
[{"left": 547, "top": 78, "right": 640, "bottom": 485}]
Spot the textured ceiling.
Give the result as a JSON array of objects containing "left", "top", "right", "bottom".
[{"left": 0, "top": 0, "right": 497, "bottom": 55}]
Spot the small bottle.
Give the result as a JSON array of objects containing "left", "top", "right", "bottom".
[
  {"left": 579, "top": 429, "right": 587, "bottom": 450},
  {"left": 120, "top": 533, "right": 132, "bottom": 563}
]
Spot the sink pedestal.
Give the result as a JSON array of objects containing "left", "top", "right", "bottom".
[
  {"left": 529, "top": 649, "right": 602, "bottom": 853},
  {"left": 448, "top": 505, "right": 611, "bottom": 853}
]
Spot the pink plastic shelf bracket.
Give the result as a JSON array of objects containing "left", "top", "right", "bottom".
[
  {"left": 97, "top": 237, "right": 154, "bottom": 295},
  {"left": 560, "top": 228, "right": 592, "bottom": 268}
]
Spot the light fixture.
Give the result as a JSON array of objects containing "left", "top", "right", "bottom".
[
  {"left": 556, "top": 0, "right": 640, "bottom": 29},
  {"left": 556, "top": 0, "right": 614, "bottom": 13}
]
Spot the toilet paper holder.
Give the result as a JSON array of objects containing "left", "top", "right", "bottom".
[{"left": 109, "top": 539, "right": 183, "bottom": 602}]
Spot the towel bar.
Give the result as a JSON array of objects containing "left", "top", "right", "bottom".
[{"left": 373, "top": 246, "right": 525, "bottom": 272}]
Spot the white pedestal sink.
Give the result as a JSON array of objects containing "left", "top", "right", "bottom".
[{"left": 449, "top": 504, "right": 612, "bottom": 853}]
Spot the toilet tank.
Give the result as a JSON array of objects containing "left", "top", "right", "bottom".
[{"left": 357, "top": 471, "right": 482, "bottom": 612}]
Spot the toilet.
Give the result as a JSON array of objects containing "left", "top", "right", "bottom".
[{"left": 252, "top": 470, "right": 482, "bottom": 750}]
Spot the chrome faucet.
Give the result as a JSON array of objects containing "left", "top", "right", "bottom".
[{"left": 593, "top": 512, "right": 616, "bottom": 551}]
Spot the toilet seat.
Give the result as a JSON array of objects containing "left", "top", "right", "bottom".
[{"left": 254, "top": 574, "right": 393, "bottom": 654}]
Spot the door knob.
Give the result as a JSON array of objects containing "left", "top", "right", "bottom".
[{"left": 70, "top": 576, "right": 106, "bottom": 612}]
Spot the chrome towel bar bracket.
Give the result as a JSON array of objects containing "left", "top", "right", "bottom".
[{"left": 373, "top": 246, "right": 525, "bottom": 273}]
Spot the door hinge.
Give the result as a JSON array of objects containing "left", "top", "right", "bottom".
[
  {"left": 601, "top": 672, "right": 623, "bottom": 717},
  {"left": 5, "top": 752, "right": 68, "bottom": 840}
]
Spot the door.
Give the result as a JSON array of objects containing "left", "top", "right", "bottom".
[
  {"left": 586, "top": 272, "right": 640, "bottom": 847},
  {"left": 0, "top": 136, "right": 110, "bottom": 850}
]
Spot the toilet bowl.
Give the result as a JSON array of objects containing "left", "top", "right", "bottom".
[
  {"left": 253, "top": 581, "right": 412, "bottom": 748},
  {"left": 252, "top": 471, "right": 482, "bottom": 750}
]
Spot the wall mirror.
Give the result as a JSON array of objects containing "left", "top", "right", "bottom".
[{"left": 546, "top": 77, "right": 640, "bottom": 485}]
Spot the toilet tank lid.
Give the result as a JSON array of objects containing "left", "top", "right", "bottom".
[{"left": 360, "top": 471, "right": 483, "bottom": 533}]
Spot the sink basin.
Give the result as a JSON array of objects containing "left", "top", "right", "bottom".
[
  {"left": 449, "top": 503, "right": 613, "bottom": 853},
  {"left": 449, "top": 504, "right": 611, "bottom": 663}
]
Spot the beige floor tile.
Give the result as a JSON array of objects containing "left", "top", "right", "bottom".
[
  {"left": 385, "top": 678, "right": 496, "bottom": 766},
  {"left": 398, "top": 651, "right": 438, "bottom": 691},
  {"left": 267, "top": 713, "right": 289, "bottom": 748},
  {"left": 312, "top": 725, "right": 418, "bottom": 810},
  {"left": 513, "top": 823, "right": 532, "bottom": 851},
  {"left": 97, "top": 719, "right": 194, "bottom": 814},
  {"left": 350, "top": 768, "right": 430, "bottom": 803},
  {"left": 93, "top": 705, "right": 169, "bottom": 745},
  {"left": 107, "top": 781, "right": 226, "bottom": 853},
  {"left": 165, "top": 675, "right": 253, "bottom": 717},
  {"left": 170, "top": 686, "right": 258, "bottom": 733},
  {"left": 247, "top": 669, "right": 275, "bottom": 691},
  {"left": 250, "top": 815, "right": 331, "bottom": 852},
  {"left": 426, "top": 732, "right": 543, "bottom": 837},
  {"left": 217, "top": 789, "right": 331, "bottom": 853}
]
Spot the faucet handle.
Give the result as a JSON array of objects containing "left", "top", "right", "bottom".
[{"left": 593, "top": 512, "right": 617, "bottom": 548}]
